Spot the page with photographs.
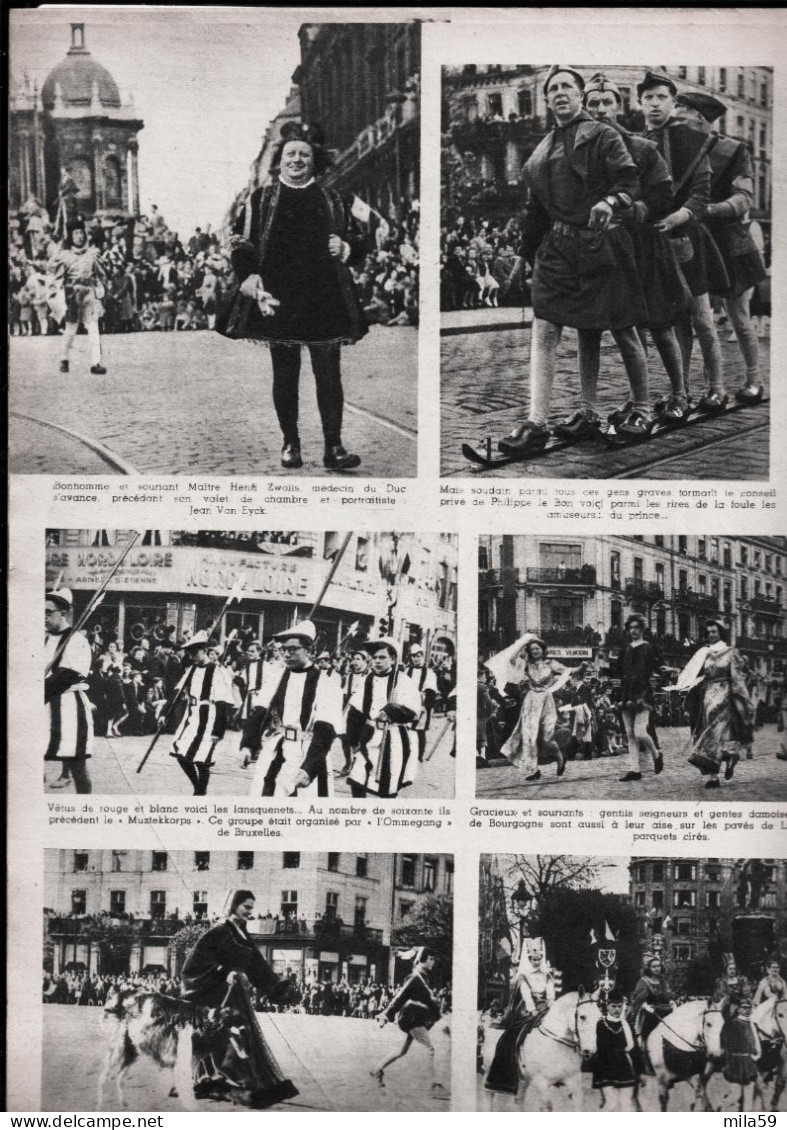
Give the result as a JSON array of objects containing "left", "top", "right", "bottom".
[{"left": 6, "top": 6, "right": 786, "bottom": 1125}]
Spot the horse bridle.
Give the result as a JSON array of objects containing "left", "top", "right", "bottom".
[
  {"left": 756, "top": 998, "right": 787, "bottom": 1043},
  {"left": 658, "top": 1006, "right": 724, "bottom": 1054},
  {"left": 537, "top": 999, "right": 592, "bottom": 1051}
]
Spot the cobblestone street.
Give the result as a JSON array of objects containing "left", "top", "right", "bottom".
[
  {"left": 476, "top": 723, "right": 787, "bottom": 802},
  {"left": 42, "top": 1006, "right": 451, "bottom": 1112},
  {"left": 44, "top": 723, "right": 455, "bottom": 799},
  {"left": 10, "top": 327, "right": 417, "bottom": 476},
  {"left": 441, "top": 321, "right": 770, "bottom": 479}
]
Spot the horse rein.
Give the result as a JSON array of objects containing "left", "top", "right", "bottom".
[{"left": 658, "top": 1007, "right": 724, "bottom": 1054}]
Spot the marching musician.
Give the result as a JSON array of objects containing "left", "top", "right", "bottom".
[{"left": 248, "top": 621, "right": 343, "bottom": 798}]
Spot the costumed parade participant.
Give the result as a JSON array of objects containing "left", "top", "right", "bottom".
[
  {"left": 616, "top": 614, "right": 667, "bottom": 782},
  {"left": 670, "top": 619, "right": 754, "bottom": 789},
  {"left": 719, "top": 992, "right": 761, "bottom": 1110},
  {"left": 403, "top": 642, "right": 438, "bottom": 767},
  {"left": 486, "top": 634, "right": 571, "bottom": 781},
  {"left": 219, "top": 121, "right": 368, "bottom": 470},
  {"left": 45, "top": 587, "right": 94, "bottom": 793},
  {"left": 235, "top": 639, "right": 266, "bottom": 768},
  {"left": 714, "top": 955, "right": 754, "bottom": 1017},
  {"left": 485, "top": 937, "right": 556, "bottom": 1095},
  {"left": 52, "top": 217, "right": 107, "bottom": 375},
  {"left": 164, "top": 631, "right": 235, "bottom": 795},
  {"left": 337, "top": 647, "right": 369, "bottom": 777},
  {"left": 626, "top": 954, "right": 674, "bottom": 1074},
  {"left": 249, "top": 621, "right": 343, "bottom": 797},
  {"left": 372, "top": 947, "right": 444, "bottom": 1091},
  {"left": 346, "top": 637, "right": 422, "bottom": 798},
  {"left": 754, "top": 956, "right": 786, "bottom": 1005},
  {"left": 639, "top": 70, "right": 729, "bottom": 407},
  {"left": 180, "top": 889, "right": 299, "bottom": 1108},
  {"left": 573, "top": 72, "right": 692, "bottom": 431},
  {"left": 674, "top": 91, "right": 767, "bottom": 405},
  {"left": 591, "top": 987, "right": 638, "bottom": 1110},
  {"left": 496, "top": 65, "right": 648, "bottom": 457}
]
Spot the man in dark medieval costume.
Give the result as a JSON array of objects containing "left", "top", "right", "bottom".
[
  {"left": 181, "top": 889, "right": 299, "bottom": 1108},
  {"left": 45, "top": 587, "right": 94, "bottom": 793},
  {"left": 674, "top": 90, "right": 767, "bottom": 405},
  {"left": 219, "top": 122, "right": 368, "bottom": 471},
  {"left": 496, "top": 65, "right": 649, "bottom": 457}
]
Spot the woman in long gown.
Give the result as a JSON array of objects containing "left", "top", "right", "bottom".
[
  {"left": 499, "top": 637, "right": 570, "bottom": 781},
  {"left": 371, "top": 947, "right": 445, "bottom": 1091},
  {"left": 627, "top": 954, "right": 674, "bottom": 1075},
  {"left": 219, "top": 121, "right": 368, "bottom": 471},
  {"left": 672, "top": 619, "right": 754, "bottom": 789},
  {"left": 180, "top": 889, "right": 298, "bottom": 1108},
  {"left": 485, "top": 936, "right": 556, "bottom": 1095}
]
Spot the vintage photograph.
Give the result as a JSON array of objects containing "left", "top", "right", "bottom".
[
  {"left": 9, "top": 10, "right": 420, "bottom": 475},
  {"left": 44, "top": 529, "right": 457, "bottom": 797},
  {"left": 477, "top": 535, "right": 787, "bottom": 799},
  {"left": 477, "top": 854, "right": 787, "bottom": 1112},
  {"left": 42, "top": 849, "right": 453, "bottom": 1110},
  {"left": 441, "top": 65, "right": 772, "bottom": 479}
]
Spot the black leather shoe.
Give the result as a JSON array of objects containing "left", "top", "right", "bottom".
[
  {"left": 324, "top": 444, "right": 361, "bottom": 471},
  {"left": 90, "top": 364, "right": 107, "bottom": 374},
  {"left": 281, "top": 442, "right": 303, "bottom": 469},
  {"left": 654, "top": 754, "right": 664, "bottom": 775},
  {"left": 59, "top": 360, "right": 69, "bottom": 373},
  {"left": 525, "top": 770, "right": 541, "bottom": 782},
  {"left": 498, "top": 421, "right": 549, "bottom": 456},
  {"left": 704, "top": 778, "right": 721, "bottom": 789},
  {"left": 620, "top": 771, "right": 642, "bottom": 782}
]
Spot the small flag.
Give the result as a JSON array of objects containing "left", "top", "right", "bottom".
[
  {"left": 604, "top": 920, "right": 616, "bottom": 943},
  {"left": 228, "top": 576, "right": 246, "bottom": 604}
]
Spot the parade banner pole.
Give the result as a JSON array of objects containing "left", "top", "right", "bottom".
[
  {"left": 307, "top": 531, "right": 353, "bottom": 620},
  {"left": 136, "top": 576, "right": 246, "bottom": 773},
  {"left": 46, "top": 530, "right": 142, "bottom": 675}
]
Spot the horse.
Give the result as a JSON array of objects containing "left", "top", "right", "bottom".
[
  {"left": 752, "top": 996, "right": 787, "bottom": 1111},
  {"left": 98, "top": 985, "right": 198, "bottom": 1110},
  {"left": 646, "top": 998, "right": 725, "bottom": 1111}
]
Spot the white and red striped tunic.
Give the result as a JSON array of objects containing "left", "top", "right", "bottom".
[{"left": 45, "top": 631, "right": 94, "bottom": 761}]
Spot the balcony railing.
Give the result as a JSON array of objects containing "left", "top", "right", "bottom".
[
  {"left": 748, "top": 596, "right": 784, "bottom": 616},
  {"left": 526, "top": 565, "right": 597, "bottom": 587},
  {"left": 480, "top": 567, "right": 521, "bottom": 588},
  {"left": 47, "top": 914, "right": 385, "bottom": 945},
  {"left": 625, "top": 578, "right": 665, "bottom": 601},
  {"left": 737, "top": 636, "right": 787, "bottom": 657},
  {"left": 47, "top": 915, "right": 184, "bottom": 937},
  {"left": 674, "top": 590, "right": 719, "bottom": 613},
  {"left": 539, "top": 626, "right": 601, "bottom": 647}
]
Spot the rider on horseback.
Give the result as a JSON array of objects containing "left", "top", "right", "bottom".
[
  {"left": 485, "top": 937, "right": 556, "bottom": 1094},
  {"left": 627, "top": 954, "right": 675, "bottom": 1075}
]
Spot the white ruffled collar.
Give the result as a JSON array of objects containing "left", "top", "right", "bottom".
[{"left": 279, "top": 175, "right": 316, "bottom": 190}]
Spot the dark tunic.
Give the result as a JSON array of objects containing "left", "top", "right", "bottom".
[
  {"left": 181, "top": 919, "right": 298, "bottom": 1108},
  {"left": 521, "top": 112, "right": 646, "bottom": 329},
  {"left": 382, "top": 970, "right": 441, "bottom": 1033},
  {"left": 617, "top": 641, "right": 662, "bottom": 712},
  {"left": 219, "top": 180, "right": 368, "bottom": 346},
  {"left": 643, "top": 120, "right": 729, "bottom": 296},
  {"left": 721, "top": 1017, "right": 760, "bottom": 1084},
  {"left": 704, "top": 135, "right": 767, "bottom": 298},
  {"left": 592, "top": 1018, "right": 637, "bottom": 1089}
]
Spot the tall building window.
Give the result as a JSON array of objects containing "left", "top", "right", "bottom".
[
  {"left": 444, "top": 858, "right": 454, "bottom": 895},
  {"left": 151, "top": 852, "right": 168, "bottom": 872},
  {"left": 610, "top": 552, "right": 621, "bottom": 590},
  {"left": 478, "top": 544, "right": 489, "bottom": 570},
  {"left": 237, "top": 851, "right": 254, "bottom": 870},
  {"left": 674, "top": 890, "right": 696, "bottom": 908},
  {"left": 195, "top": 851, "right": 210, "bottom": 871},
  {"left": 424, "top": 857, "right": 438, "bottom": 891},
  {"left": 678, "top": 536, "right": 688, "bottom": 555},
  {"left": 150, "top": 891, "right": 166, "bottom": 918},
  {"left": 283, "top": 852, "right": 301, "bottom": 869},
  {"left": 698, "top": 538, "right": 707, "bottom": 559},
  {"left": 674, "top": 863, "right": 697, "bottom": 882},
  {"left": 652, "top": 890, "right": 664, "bottom": 909},
  {"left": 281, "top": 890, "right": 298, "bottom": 917},
  {"left": 697, "top": 66, "right": 706, "bottom": 85},
  {"left": 109, "top": 890, "right": 126, "bottom": 916},
  {"left": 633, "top": 556, "right": 644, "bottom": 582},
  {"left": 71, "top": 889, "right": 87, "bottom": 914},
  {"left": 327, "top": 853, "right": 340, "bottom": 872},
  {"left": 719, "top": 67, "right": 727, "bottom": 91},
  {"left": 401, "top": 854, "right": 416, "bottom": 887},
  {"left": 74, "top": 852, "right": 89, "bottom": 872},
  {"left": 652, "top": 863, "right": 664, "bottom": 882},
  {"left": 193, "top": 890, "right": 208, "bottom": 917},
  {"left": 738, "top": 71, "right": 745, "bottom": 98},
  {"left": 517, "top": 88, "right": 533, "bottom": 116},
  {"left": 723, "top": 543, "right": 732, "bottom": 568},
  {"left": 356, "top": 854, "right": 368, "bottom": 878},
  {"left": 354, "top": 896, "right": 367, "bottom": 927}
]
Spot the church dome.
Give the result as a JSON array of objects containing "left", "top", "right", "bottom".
[{"left": 41, "top": 24, "right": 121, "bottom": 110}]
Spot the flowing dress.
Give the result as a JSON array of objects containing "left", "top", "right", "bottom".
[
  {"left": 501, "top": 659, "right": 572, "bottom": 775},
  {"left": 181, "top": 919, "right": 298, "bottom": 1108},
  {"left": 681, "top": 644, "right": 754, "bottom": 775}
]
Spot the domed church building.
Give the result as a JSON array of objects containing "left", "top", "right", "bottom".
[{"left": 10, "top": 22, "right": 144, "bottom": 220}]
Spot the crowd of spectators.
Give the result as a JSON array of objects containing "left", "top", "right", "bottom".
[
  {"left": 440, "top": 212, "right": 529, "bottom": 312},
  {"left": 9, "top": 194, "right": 420, "bottom": 336}
]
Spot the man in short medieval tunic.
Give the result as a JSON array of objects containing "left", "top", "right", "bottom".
[
  {"left": 497, "top": 65, "right": 647, "bottom": 458},
  {"left": 346, "top": 637, "right": 422, "bottom": 798},
  {"left": 249, "top": 621, "right": 343, "bottom": 798},
  {"left": 52, "top": 218, "right": 107, "bottom": 375},
  {"left": 639, "top": 71, "right": 729, "bottom": 408},
  {"left": 402, "top": 643, "right": 438, "bottom": 772},
  {"left": 45, "top": 587, "right": 94, "bottom": 794},
  {"left": 337, "top": 647, "right": 369, "bottom": 777},
  {"left": 236, "top": 639, "right": 266, "bottom": 767},
  {"left": 675, "top": 90, "right": 767, "bottom": 405},
  {"left": 167, "top": 631, "right": 235, "bottom": 795}
]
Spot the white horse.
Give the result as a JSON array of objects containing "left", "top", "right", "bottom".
[
  {"left": 752, "top": 997, "right": 787, "bottom": 1111},
  {"left": 480, "top": 989, "right": 599, "bottom": 1110},
  {"left": 98, "top": 985, "right": 198, "bottom": 1110},
  {"left": 646, "top": 998, "right": 725, "bottom": 1111}
]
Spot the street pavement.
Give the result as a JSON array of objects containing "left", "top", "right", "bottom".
[
  {"left": 476, "top": 723, "right": 787, "bottom": 802},
  {"left": 477, "top": 1022, "right": 785, "bottom": 1112},
  {"left": 441, "top": 322, "right": 770, "bottom": 479},
  {"left": 44, "top": 723, "right": 455, "bottom": 799},
  {"left": 41, "top": 1006, "right": 451, "bottom": 1112},
  {"left": 10, "top": 327, "right": 417, "bottom": 477}
]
